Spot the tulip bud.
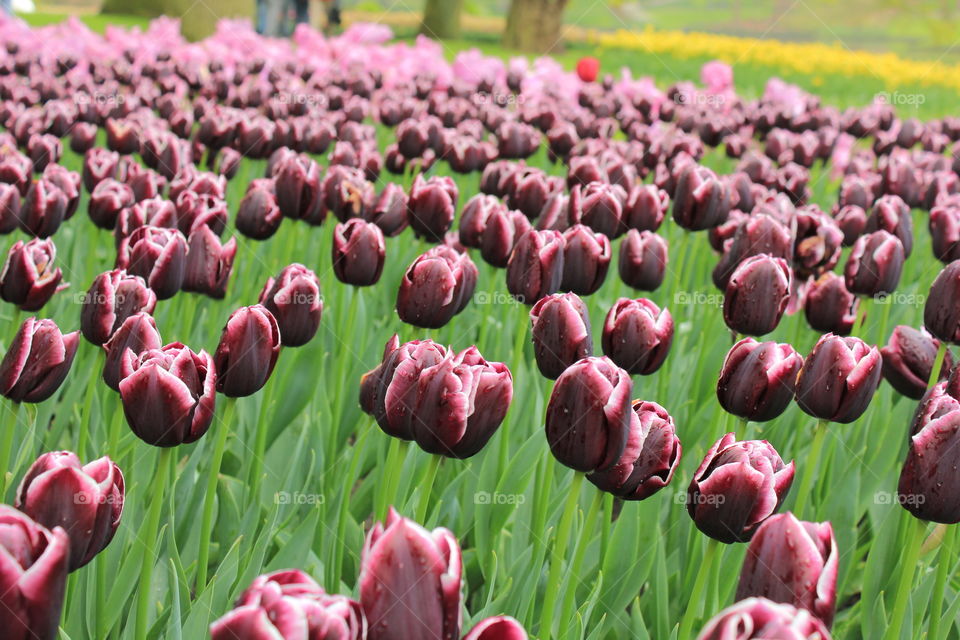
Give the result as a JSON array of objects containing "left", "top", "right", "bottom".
[
  {"left": 259, "top": 264, "right": 323, "bottom": 348},
  {"left": 174, "top": 190, "right": 227, "bottom": 236},
  {"left": 924, "top": 260, "right": 960, "bottom": 344},
  {"left": 0, "top": 317, "right": 79, "bottom": 403},
  {"left": 0, "top": 238, "right": 65, "bottom": 312},
  {"left": 0, "top": 505, "right": 69, "bottom": 640},
  {"left": 81, "top": 269, "right": 156, "bottom": 346},
  {"left": 88, "top": 179, "right": 134, "bottom": 230},
  {"left": 332, "top": 218, "right": 386, "bottom": 287},
  {"left": 236, "top": 178, "right": 283, "bottom": 240},
  {"left": 834, "top": 204, "right": 867, "bottom": 246},
  {"left": 70, "top": 122, "right": 97, "bottom": 154},
  {"left": 795, "top": 334, "right": 882, "bottom": 423},
  {"left": 865, "top": 195, "right": 912, "bottom": 259},
  {"left": 696, "top": 597, "right": 832, "bottom": 640},
  {"left": 717, "top": 338, "right": 803, "bottom": 422},
  {"left": 624, "top": 184, "right": 669, "bottom": 232},
  {"left": 82, "top": 147, "right": 119, "bottom": 193},
  {"left": 116, "top": 225, "right": 188, "bottom": 300},
  {"left": 545, "top": 356, "right": 632, "bottom": 472},
  {"left": 509, "top": 169, "right": 557, "bottom": 219},
  {"left": 105, "top": 118, "right": 139, "bottom": 154},
  {"left": 119, "top": 342, "right": 216, "bottom": 446},
  {"left": 506, "top": 229, "right": 565, "bottom": 304},
  {"left": 530, "top": 293, "right": 593, "bottom": 380},
  {"left": 480, "top": 208, "right": 531, "bottom": 269},
  {"left": 397, "top": 246, "right": 477, "bottom": 328},
  {"left": 211, "top": 570, "right": 366, "bottom": 640},
  {"left": 463, "top": 616, "right": 529, "bottom": 640},
  {"left": 619, "top": 229, "right": 668, "bottom": 291},
  {"left": 573, "top": 182, "right": 627, "bottom": 238},
  {"left": 601, "top": 297, "right": 674, "bottom": 375},
  {"left": 183, "top": 226, "right": 237, "bottom": 299},
  {"left": 408, "top": 174, "right": 458, "bottom": 241},
  {"left": 736, "top": 513, "right": 838, "bottom": 628},
  {"left": 804, "top": 272, "right": 858, "bottom": 336},
  {"left": 274, "top": 153, "right": 323, "bottom": 222},
  {"left": 214, "top": 305, "right": 282, "bottom": 397},
  {"left": 560, "top": 224, "right": 611, "bottom": 296},
  {"left": 369, "top": 182, "right": 408, "bottom": 237},
  {"left": 459, "top": 194, "right": 504, "bottom": 248},
  {"left": 688, "top": 433, "right": 795, "bottom": 543},
  {"left": 587, "top": 400, "right": 681, "bottom": 500},
  {"left": 673, "top": 164, "right": 731, "bottom": 231},
  {"left": 16, "top": 451, "right": 124, "bottom": 571},
  {"left": 843, "top": 230, "right": 904, "bottom": 297},
  {"left": 323, "top": 165, "right": 375, "bottom": 223},
  {"left": 21, "top": 177, "right": 68, "bottom": 238},
  {"left": 881, "top": 325, "right": 953, "bottom": 399},
  {"left": 0, "top": 182, "right": 20, "bottom": 234},
  {"left": 102, "top": 312, "right": 163, "bottom": 391},
  {"left": 723, "top": 254, "right": 792, "bottom": 337}
]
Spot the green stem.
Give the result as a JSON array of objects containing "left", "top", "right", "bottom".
[
  {"left": 678, "top": 537, "right": 721, "bottom": 640},
  {"left": 559, "top": 489, "right": 603, "bottom": 638},
  {"left": 247, "top": 392, "right": 272, "bottom": 501},
  {"left": 96, "top": 551, "right": 108, "bottom": 638},
  {"left": 1, "top": 401, "right": 22, "bottom": 497},
  {"left": 599, "top": 492, "right": 614, "bottom": 565},
  {"left": 376, "top": 437, "right": 404, "bottom": 520},
  {"left": 539, "top": 472, "right": 584, "bottom": 640},
  {"left": 928, "top": 524, "right": 955, "bottom": 640},
  {"left": 739, "top": 417, "right": 750, "bottom": 440},
  {"left": 77, "top": 350, "right": 102, "bottom": 460},
  {"left": 331, "top": 288, "right": 361, "bottom": 441},
  {"left": 332, "top": 427, "right": 370, "bottom": 590},
  {"left": 857, "top": 296, "right": 872, "bottom": 341},
  {"left": 136, "top": 447, "right": 173, "bottom": 640},
  {"left": 196, "top": 397, "right": 237, "bottom": 590},
  {"left": 886, "top": 515, "right": 927, "bottom": 639},
  {"left": 415, "top": 454, "right": 442, "bottom": 523},
  {"left": 107, "top": 402, "right": 124, "bottom": 460},
  {"left": 793, "top": 419, "right": 829, "bottom": 518},
  {"left": 929, "top": 341, "right": 948, "bottom": 390}
]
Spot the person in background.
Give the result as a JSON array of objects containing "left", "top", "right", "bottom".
[{"left": 324, "top": 0, "right": 342, "bottom": 36}]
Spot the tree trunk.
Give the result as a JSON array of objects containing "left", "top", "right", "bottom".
[
  {"left": 420, "top": 0, "right": 464, "bottom": 40},
  {"left": 503, "top": 0, "right": 569, "bottom": 53}
]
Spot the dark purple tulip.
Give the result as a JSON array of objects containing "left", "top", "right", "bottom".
[
  {"left": 737, "top": 512, "right": 838, "bottom": 628},
  {"left": 463, "top": 616, "right": 528, "bottom": 640},
  {"left": 396, "top": 118, "right": 430, "bottom": 158},
  {"left": 360, "top": 508, "right": 462, "bottom": 640},
  {"left": 723, "top": 254, "right": 792, "bottom": 337},
  {"left": 408, "top": 174, "right": 458, "bottom": 241},
  {"left": 480, "top": 208, "right": 531, "bottom": 269},
  {"left": 619, "top": 229, "right": 668, "bottom": 291},
  {"left": 102, "top": 312, "right": 163, "bottom": 391},
  {"left": 0, "top": 505, "right": 69, "bottom": 640},
  {"left": 713, "top": 214, "right": 793, "bottom": 290},
  {"left": 560, "top": 224, "right": 610, "bottom": 295},
  {"left": 211, "top": 570, "right": 365, "bottom": 640},
  {"left": 0, "top": 318, "right": 78, "bottom": 404},
  {"left": 332, "top": 218, "right": 386, "bottom": 287},
  {"left": 119, "top": 342, "right": 216, "bottom": 446},
  {"left": 82, "top": 148, "right": 119, "bottom": 193},
  {"left": 925, "top": 260, "right": 960, "bottom": 344},
  {"left": 687, "top": 433, "right": 795, "bottom": 543},
  {"left": 673, "top": 164, "right": 731, "bottom": 231},
  {"left": 105, "top": 118, "right": 139, "bottom": 155},
  {"left": 0, "top": 182, "right": 20, "bottom": 233},
  {"left": 88, "top": 179, "right": 134, "bottom": 230},
  {"left": 173, "top": 191, "right": 227, "bottom": 236},
  {"left": 214, "top": 305, "right": 282, "bottom": 397},
  {"left": 16, "top": 451, "right": 124, "bottom": 571},
  {"left": 0, "top": 238, "right": 65, "bottom": 311},
  {"left": 506, "top": 229, "right": 565, "bottom": 304},
  {"left": 397, "top": 246, "right": 477, "bottom": 328},
  {"left": 545, "top": 356, "right": 633, "bottom": 472},
  {"left": 795, "top": 334, "right": 882, "bottom": 423},
  {"left": 866, "top": 194, "right": 913, "bottom": 257},
  {"left": 497, "top": 121, "right": 541, "bottom": 159},
  {"left": 274, "top": 153, "right": 323, "bottom": 222},
  {"left": 116, "top": 225, "right": 187, "bottom": 300},
  {"left": 573, "top": 182, "right": 627, "bottom": 238},
  {"left": 81, "top": 269, "right": 156, "bottom": 346},
  {"left": 27, "top": 133, "right": 61, "bottom": 172},
  {"left": 236, "top": 178, "right": 283, "bottom": 240},
  {"left": 0, "top": 151, "right": 31, "bottom": 196},
  {"left": 459, "top": 194, "right": 504, "bottom": 248},
  {"left": 804, "top": 272, "right": 858, "bottom": 336},
  {"left": 323, "top": 166, "right": 375, "bottom": 223},
  {"left": 602, "top": 297, "right": 674, "bottom": 375},
  {"left": 259, "top": 264, "right": 323, "bottom": 348},
  {"left": 833, "top": 204, "right": 867, "bottom": 246},
  {"left": 509, "top": 169, "right": 557, "bottom": 219},
  {"left": 43, "top": 165, "right": 80, "bottom": 220},
  {"left": 624, "top": 184, "right": 669, "bottom": 232},
  {"left": 881, "top": 325, "right": 952, "bottom": 399},
  {"left": 369, "top": 183, "right": 408, "bottom": 237},
  {"left": 587, "top": 400, "right": 681, "bottom": 500},
  {"left": 183, "top": 226, "right": 237, "bottom": 299},
  {"left": 70, "top": 122, "right": 97, "bottom": 154},
  {"left": 717, "top": 337, "right": 803, "bottom": 423},
  {"left": 843, "top": 230, "right": 904, "bottom": 297},
  {"left": 21, "top": 177, "right": 68, "bottom": 238},
  {"left": 697, "top": 598, "right": 832, "bottom": 640},
  {"left": 530, "top": 293, "right": 593, "bottom": 380},
  {"left": 930, "top": 203, "right": 960, "bottom": 263}
]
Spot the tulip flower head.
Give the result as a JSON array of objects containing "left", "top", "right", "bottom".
[
  {"left": 0, "top": 317, "right": 79, "bottom": 403},
  {"left": 213, "top": 305, "right": 282, "bottom": 397},
  {"left": 696, "top": 597, "right": 831, "bottom": 640},
  {"left": 795, "top": 334, "right": 882, "bottom": 424}
]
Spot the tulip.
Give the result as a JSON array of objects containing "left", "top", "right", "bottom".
[
  {"left": 369, "top": 182, "right": 408, "bottom": 237},
  {"left": 102, "top": 312, "right": 163, "bottom": 391},
  {"left": 213, "top": 305, "right": 282, "bottom": 397},
  {"left": 115, "top": 198, "right": 179, "bottom": 248},
  {"left": 360, "top": 508, "right": 462, "bottom": 640},
  {"left": 866, "top": 194, "right": 913, "bottom": 257},
  {"left": 0, "top": 182, "right": 20, "bottom": 233},
  {"left": 881, "top": 325, "right": 952, "bottom": 399},
  {"left": 506, "top": 229, "right": 565, "bottom": 304},
  {"left": 82, "top": 148, "right": 120, "bottom": 193},
  {"left": 795, "top": 334, "right": 882, "bottom": 423},
  {"left": 259, "top": 264, "right": 323, "bottom": 348},
  {"left": 480, "top": 208, "right": 531, "bottom": 269},
  {"left": 183, "top": 226, "right": 237, "bottom": 299},
  {"left": 673, "top": 164, "right": 731, "bottom": 231},
  {"left": 619, "top": 229, "right": 668, "bottom": 291},
  {"left": 70, "top": 122, "right": 97, "bottom": 154},
  {"left": 509, "top": 169, "right": 558, "bottom": 219},
  {"left": 105, "top": 118, "right": 139, "bottom": 154},
  {"left": 0, "top": 317, "right": 78, "bottom": 403},
  {"left": 696, "top": 597, "right": 832, "bottom": 640},
  {"left": 16, "top": 451, "right": 124, "bottom": 571},
  {"left": 116, "top": 225, "right": 187, "bottom": 300},
  {"left": 396, "top": 246, "right": 477, "bottom": 328},
  {"left": 0, "top": 238, "right": 65, "bottom": 311},
  {"left": 545, "top": 356, "right": 632, "bottom": 472},
  {"left": 723, "top": 254, "right": 792, "bottom": 337},
  {"left": 0, "top": 505, "right": 69, "bottom": 640},
  {"left": 574, "top": 182, "right": 627, "bottom": 238},
  {"left": 529, "top": 293, "right": 593, "bottom": 380},
  {"left": 463, "top": 616, "right": 528, "bottom": 640},
  {"left": 931, "top": 203, "right": 960, "bottom": 263},
  {"left": 687, "top": 433, "right": 795, "bottom": 543},
  {"left": 713, "top": 214, "right": 793, "bottom": 290},
  {"left": 843, "top": 230, "right": 904, "bottom": 297},
  {"left": 587, "top": 400, "right": 681, "bottom": 500},
  {"left": 497, "top": 121, "right": 541, "bottom": 159},
  {"left": 80, "top": 269, "right": 156, "bottom": 346},
  {"left": 804, "top": 272, "right": 858, "bottom": 336},
  {"left": 324, "top": 165, "right": 375, "bottom": 223},
  {"left": 624, "top": 184, "right": 669, "bottom": 232},
  {"left": 459, "top": 194, "right": 504, "bottom": 248},
  {"left": 274, "top": 153, "right": 323, "bottom": 222},
  {"left": 174, "top": 191, "right": 228, "bottom": 236},
  {"left": 236, "top": 178, "right": 283, "bottom": 240},
  {"left": 833, "top": 204, "right": 867, "bottom": 246},
  {"left": 211, "top": 570, "right": 366, "bottom": 640},
  {"left": 557, "top": 224, "right": 610, "bottom": 296},
  {"left": 0, "top": 150, "right": 31, "bottom": 196},
  {"left": 718, "top": 338, "right": 804, "bottom": 422},
  {"left": 576, "top": 57, "right": 600, "bottom": 82},
  {"left": 924, "top": 260, "right": 960, "bottom": 344},
  {"left": 332, "top": 218, "right": 386, "bottom": 287},
  {"left": 602, "top": 298, "right": 674, "bottom": 375},
  {"left": 119, "top": 342, "right": 216, "bottom": 446},
  {"left": 88, "top": 179, "right": 134, "bottom": 230},
  {"left": 27, "top": 133, "right": 61, "bottom": 172},
  {"left": 736, "top": 513, "right": 838, "bottom": 628},
  {"left": 408, "top": 174, "right": 458, "bottom": 241},
  {"left": 20, "top": 177, "right": 68, "bottom": 238}
]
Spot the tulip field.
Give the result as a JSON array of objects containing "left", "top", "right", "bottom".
[{"left": 5, "top": 10, "right": 960, "bottom": 640}]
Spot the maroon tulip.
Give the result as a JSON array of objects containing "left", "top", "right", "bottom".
[
  {"left": 723, "top": 254, "right": 792, "bottom": 337},
  {"left": 236, "top": 178, "right": 283, "bottom": 240},
  {"left": 574, "top": 182, "right": 627, "bottom": 238},
  {"left": 80, "top": 269, "right": 156, "bottom": 346},
  {"left": 274, "top": 153, "right": 323, "bottom": 222},
  {"left": 624, "top": 184, "right": 669, "bottom": 232},
  {"left": 0, "top": 238, "right": 65, "bottom": 312},
  {"left": 105, "top": 118, "right": 139, "bottom": 154},
  {"left": 736, "top": 513, "right": 838, "bottom": 628},
  {"left": 673, "top": 164, "right": 731, "bottom": 231},
  {"left": 881, "top": 325, "right": 952, "bottom": 399},
  {"left": 16, "top": 451, "right": 124, "bottom": 571},
  {"left": 587, "top": 400, "right": 681, "bottom": 500},
  {"left": 560, "top": 224, "right": 611, "bottom": 296},
  {"left": 396, "top": 245, "right": 477, "bottom": 328},
  {"left": 529, "top": 293, "right": 593, "bottom": 380},
  {"left": 213, "top": 305, "right": 282, "bottom": 397},
  {"left": 102, "top": 312, "right": 163, "bottom": 391},
  {"left": 115, "top": 197, "right": 178, "bottom": 248},
  {"left": 360, "top": 508, "right": 462, "bottom": 640},
  {"left": 332, "top": 218, "right": 386, "bottom": 287},
  {"left": 183, "top": 227, "right": 237, "bottom": 299},
  {"left": 119, "top": 342, "right": 216, "bottom": 446},
  {"left": 506, "top": 229, "right": 565, "bottom": 304},
  {"left": 843, "top": 230, "right": 904, "bottom": 296},
  {"left": 369, "top": 182, "right": 408, "bottom": 237},
  {"left": 463, "top": 616, "right": 528, "bottom": 640},
  {"left": 688, "top": 433, "right": 795, "bottom": 543},
  {"left": 545, "top": 356, "right": 632, "bottom": 472},
  {"left": 258, "top": 264, "right": 323, "bottom": 348},
  {"left": 82, "top": 147, "right": 119, "bottom": 192},
  {"left": 795, "top": 334, "right": 882, "bottom": 423},
  {"left": 116, "top": 225, "right": 187, "bottom": 300},
  {"left": 0, "top": 318, "right": 78, "bottom": 403},
  {"left": 619, "top": 229, "right": 668, "bottom": 292},
  {"left": 718, "top": 338, "right": 804, "bottom": 422},
  {"left": 696, "top": 597, "right": 831, "bottom": 640},
  {"left": 866, "top": 194, "right": 913, "bottom": 257},
  {"left": 173, "top": 190, "right": 227, "bottom": 236},
  {"left": 834, "top": 204, "right": 867, "bottom": 247},
  {"left": 20, "top": 177, "right": 68, "bottom": 238},
  {"left": 0, "top": 505, "right": 70, "bottom": 640},
  {"left": 924, "top": 260, "right": 960, "bottom": 344},
  {"left": 210, "top": 570, "right": 365, "bottom": 640},
  {"left": 602, "top": 298, "right": 674, "bottom": 375},
  {"left": 0, "top": 182, "right": 20, "bottom": 233},
  {"left": 88, "top": 179, "right": 134, "bottom": 230},
  {"left": 713, "top": 214, "right": 793, "bottom": 290},
  {"left": 70, "top": 122, "right": 97, "bottom": 154},
  {"left": 804, "top": 272, "right": 858, "bottom": 336},
  {"left": 459, "top": 194, "right": 504, "bottom": 248},
  {"left": 323, "top": 165, "right": 375, "bottom": 223},
  {"left": 480, "top": 208, "right": 531, "bottom": 269},
  {"left": 408, "top": 174, "right": 458, "bottom": 241}
]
